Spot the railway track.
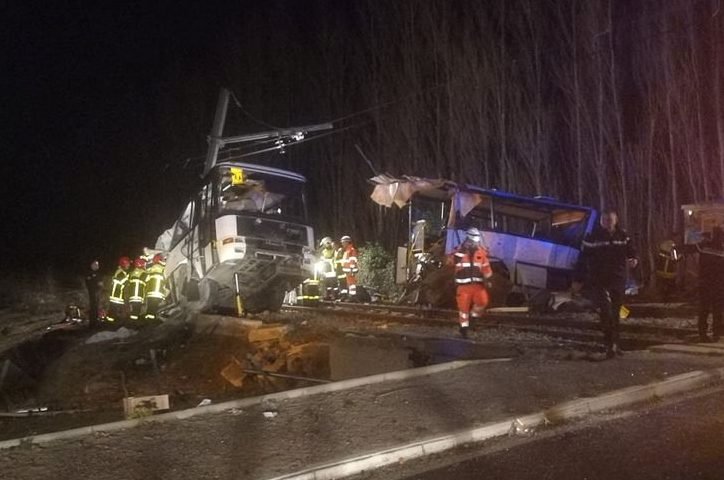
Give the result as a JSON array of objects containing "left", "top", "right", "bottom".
[{"left": 280, "top": 301, "right": 698, "bottom": 350}]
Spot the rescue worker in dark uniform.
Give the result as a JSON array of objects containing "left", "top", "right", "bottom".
[
  {"left": 85, "top": 260, "right": 104, "bottom": 329},
  {"left": 318, "top": 237, "right": 338, "bottom": 300},
  {"left": 573, "top": 210, "right": 638, "bottom": 358},
  {"left": 655, "top": 235, "right": 681, "bottom": 302},
  {"left": 144, "top": 254, "right": 167, "bottom": 320},
  {"left": 108, "top": 256, "right": 131, "bottom": 323},
  {"left": 128, "top": 258, "right": 147, "bottom": 321},
  {"left": 696, "top": 226, "right": 724, "bottom": 342}
]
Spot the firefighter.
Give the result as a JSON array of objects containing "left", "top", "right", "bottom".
[
  {"left": 334, "top": 242, "right": 347, "bottom": 298},
  {"left": 127, "top": 257, "right": 147, "bottom": 321},
  {"left": 318, "top": 236, "right": 337, "bottom": 300},
  {"left": 340, "top": 235, "right": 359, "bottom": 298},
  {"left": 107, "top": 256, "right": 131, "bottom": 323},
  {"left": 696, "top": 226, "right": 724, "bottom": 342},
  {"left": 573, "top": 210, "right": 638, "bottom": 358},
  {"left": 144, "top": 254, "right": 166, "bottom": 320},
  {"left": 85, "top": 259, "right": 103, "bottom": 329},
  {"left": 451, "top": 227, "right": 493, "bottom": 338},
  {"left": 655, "top": 236, "right": 681, "bottom": 302}
]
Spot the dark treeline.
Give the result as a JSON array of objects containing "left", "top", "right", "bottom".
[{"left": 147, "top": 0, "right": 723, "bottom": 282}]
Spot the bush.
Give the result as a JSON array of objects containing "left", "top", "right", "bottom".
[{"left": 357, "top": 243, "right": 400, "bottom": 301}]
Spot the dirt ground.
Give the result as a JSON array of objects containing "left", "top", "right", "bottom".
[
  {"left": 0, "top": 309, "right": 354, "bottom": 440},
  {"left": 1, "top": 350, "right": 723, "bottom": 480},
  {"left": 0, "top": 275, "right": 704, "bottom": 446}
]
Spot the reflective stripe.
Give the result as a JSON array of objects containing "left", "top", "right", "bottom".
[
  {"left": 582, "top": 239, "right": 629, "bottom": 248},
  {"left": 109, "top": 298, "right": 125, "bottom": 305},
  {"left": 346, "top": 256, "right": 358, "bottom": 262},
  {"left": 456, "top": 277, "right": 485, "bottom": 284},
  {"left": 454, "top": 252, "right": 465, "bottom": 257},
  {"left": 460, "top": 320, "right": 469, "bottom": 327}
]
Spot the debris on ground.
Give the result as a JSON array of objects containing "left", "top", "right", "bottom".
[
  {"left": 123, "top": 394, "right": 170, "bottom": 418},
  {"left": 85, "top": 327, "right": 137, "bottom": 344}
]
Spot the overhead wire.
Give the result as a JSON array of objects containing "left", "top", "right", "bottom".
[{"left": 171, "top": 0, "right": 721, "bottom": 170}]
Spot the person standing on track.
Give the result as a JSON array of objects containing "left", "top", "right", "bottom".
[
  {"left": 573, "top": 210, "right": 638, "bottom": 358},
  {"left": 450, "top": 227, "right": 493, "bottom": 339}
]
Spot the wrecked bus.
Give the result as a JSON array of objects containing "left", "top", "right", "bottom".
[
  {"left": 157, "top": 162, "right": 314, "bottom": 313},
  {"left": 370, "top": 175, "right": 598, "bottom": 307}
]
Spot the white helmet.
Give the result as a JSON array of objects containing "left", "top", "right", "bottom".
[
  {"left": 340, "top": 235, "right": 352, "bottom": 243},
  {"left": 466, "top": 227, "right": 482, "bottom": 244},
  {"left": 319, "top": 236, "right": 333, "bottom": 248}
]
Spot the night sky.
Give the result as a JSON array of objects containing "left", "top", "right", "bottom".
[
  {"left": 4, "top": 1, "right": 720, "bottom": 277},
  {"left": 3, "top": 1, "right": 251, "bottom": 273}
]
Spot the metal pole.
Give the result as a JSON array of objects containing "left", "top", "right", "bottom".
[
  {"left": 243, "top": 369, "right": 330, "bottom": 384},
  {"left": 203, "top": 88, "right": 231, "bottom": 176},
  {"left": 234, "top": 272, "right": 244, "bottom": 317}
]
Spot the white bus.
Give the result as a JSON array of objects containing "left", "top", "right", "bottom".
[{"left": 157, "top": 161, "right": 314, "bottom": 313}]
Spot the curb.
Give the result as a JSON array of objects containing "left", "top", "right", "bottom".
[
  {"left": 266, "top": 366, "right": 724, "bottom": 480},
  {"left": 0, "top": 358, "right": 508, "bottom": 450}
]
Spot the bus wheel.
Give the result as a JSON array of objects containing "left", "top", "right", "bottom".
[{"left": 196, "top": 278, "right": 219, "bottom": 312}]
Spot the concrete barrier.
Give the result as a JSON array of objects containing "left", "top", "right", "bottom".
[{"left": 266, "top": 366, "right": 724, "bottom": 480}]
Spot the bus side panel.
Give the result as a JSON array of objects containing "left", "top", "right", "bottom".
[
  {"left": 446, "top": 229, "right": 581, "bottom": 290},
  {"left": 215, "top": 215, "right": 241, "bottom": 263}
]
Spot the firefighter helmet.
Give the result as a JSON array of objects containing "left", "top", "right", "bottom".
[
  {"left": 118, "top": 256, "right": 131, "bottom": 269},
  {"left": 152, "top": 253, "right": 165, "bottom": 265},
  {"left": 466, "top": 227, "right": 482, "bottom": 243},
  {"left": 340, "top": 235, "right": 352, "bottom": 243},
  {"left": 133, "top": 258, "right": 146, "bottom": 269},
  {"left": 320, "top": 236, "right": 333, "bottom": 248}
]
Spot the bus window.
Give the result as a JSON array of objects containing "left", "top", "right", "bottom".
[
  {"left": 170, "top": 201, "right": 194, "bottom": 249},
  {"left": 411, "top": 197, "right": 446, "bottom": 239},
  {"left": 217, "top": 168, "right": 306, "bottom": 222}
]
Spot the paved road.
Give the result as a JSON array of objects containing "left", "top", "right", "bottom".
[{"left": 365, "top": 387, "right": 724, "bottom": 480}]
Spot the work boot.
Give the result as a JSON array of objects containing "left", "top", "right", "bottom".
[{"left": 459, "top": 326, "right": 469, "bottom": 339}]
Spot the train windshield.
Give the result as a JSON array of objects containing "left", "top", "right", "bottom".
[{"left": 217, "top": 166, "right": 307, "bottom": 222}]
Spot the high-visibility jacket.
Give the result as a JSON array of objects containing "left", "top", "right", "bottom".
[
  {"left": 317, "top": 246, "right": 337, "bottom": 278},
  {"left": 109, "top": 267, "right": 129, "bottom": 305},
  {"left": 655, "top": 240, "right": 680, "bottom": 280},
  {"left": 452, "top": 245, "right": 493, "bottom": 285},
  {"left": 342, "top": 244, "right": 359, "bottom": 275},
  {"left": 145, "top": 263, "right": 166, "bottom": 300},
  {"left": 128, "top": 267, "right": 146, "bottom": 303},
  {"left": 335, "top": 247, "right": 346, "bottom": 279}
]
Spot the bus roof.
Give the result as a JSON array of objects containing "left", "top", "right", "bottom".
[
  {"left": 214, "top": 161, "right": 307, "bottom": 183},
  {"left": 461, "top": 184, "right": 593, "bottom": 212},
  {"left": 369, "top": 174, "right": 594, "bottom": 212}
]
